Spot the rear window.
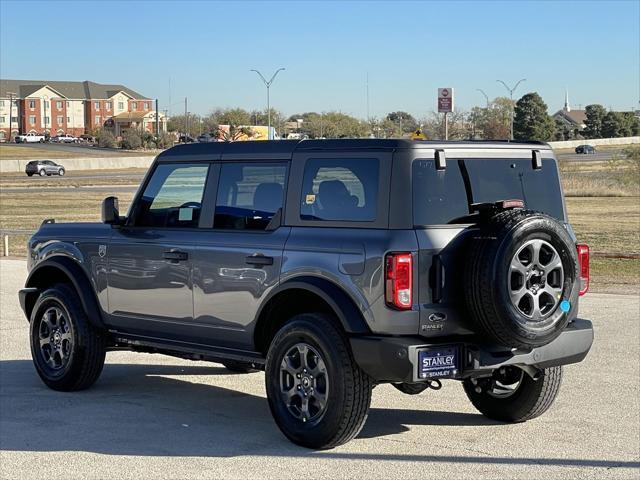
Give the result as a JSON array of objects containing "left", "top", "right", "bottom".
[
  {"left": 301, "top": 158, "right": 379, "bottom": 222},
  {"left": 412, "top": 158, "right": 564, "bottom": 225}
]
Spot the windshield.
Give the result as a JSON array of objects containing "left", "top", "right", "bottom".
[{"left": 412, "top": 157, "right": 564, "bottom": 225}]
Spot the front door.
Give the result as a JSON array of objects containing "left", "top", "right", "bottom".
[
  {"left": 106, "top": 162, "right": 210, "bottom": 338},
  {"left": 192, "top": 162, "right": 290, "bottom": 350}
]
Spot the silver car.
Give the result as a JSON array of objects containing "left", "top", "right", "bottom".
[{"left": 25, "top": 160, "right": 66, "bottom": 177}]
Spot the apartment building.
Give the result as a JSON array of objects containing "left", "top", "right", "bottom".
[{"left": 0, "top": 79, "right": 165, "bottom": 141}]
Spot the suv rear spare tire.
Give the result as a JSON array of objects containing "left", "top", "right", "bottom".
[{"left": 464, "top": 209, "right": 578, "bottom": 349}]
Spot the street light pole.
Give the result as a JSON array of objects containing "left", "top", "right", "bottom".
[
  {"left": 497, "top": 78, "right": 526, "bottom": 140},
  {"left": 476, "top": 88, "right": 490, "bottom": 108},
  {"left": 251, "top": 68, "right": 285, "bottom": 140}
]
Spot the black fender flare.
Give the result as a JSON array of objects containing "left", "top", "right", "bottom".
[
  {"left": 23, "top": 256, "right": 106, "bottom": 330},
  {"left": 257, "top": 276, "right": 371, "bottom": 335}
]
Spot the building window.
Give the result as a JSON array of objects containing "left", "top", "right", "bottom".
[
  {"left": 0, "top": 100, "right": 4, "bottom": 107},
  {"left": 144, "top": 102, "right": 150, "bottom": 110},
  {"left": 44, "top": 100, "right": 49, "bottom": 108},
  {"left": 94, "top": 101, "right": 100, "bottom": 109},
  {"left": 56, "top": 101, "right": 63, "bottom": 109},
  {"left": 66, "top": 101, "right": 70, "bottom": 108},
  {"left": 29, "top": 100, "right": 36, "bottom": 109},
  {"left": 118, "top": 101, "right": 124, "bottom": 110},
  {"left": 67, "top": 116, "right": 71, "bottom": 123},
  {"left": 57, "top": 116, "right": 63, "bottom": 125},
  {"left": 132, "top": 102, "right": 137, "bottom": 110},
  {"left": 43, "top": 116, "right": 50, "bottom": 125},
  {"left": 0, "top": 116, "right": 5, "bottom": 125},
  {"left": 95, "top": 116, "right": 101, "bottom": 125},
  {"left": 106, "top": 102, "right": 112, "bottom": 110},
  {"left": 29, "top": 115, "right": 36, "bottom": 125}
]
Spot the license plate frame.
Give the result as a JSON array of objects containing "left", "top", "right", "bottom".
[{"left": 417, "top": 345, "right": 459, "bottom": 379}]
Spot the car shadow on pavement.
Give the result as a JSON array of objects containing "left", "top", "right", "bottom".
[{"left": 1, "top": 359, "right": 638, "bottom": 471}]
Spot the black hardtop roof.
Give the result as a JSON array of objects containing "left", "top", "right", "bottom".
[{"left": 156, "top": 138, "right": 551, "bottom": 162}]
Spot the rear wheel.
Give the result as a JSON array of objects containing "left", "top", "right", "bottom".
[
  {"left": 29, "top": 284, "right": 106, "bottom": 391},
  {"left": 265, "top": 313, "right": 372, "bottom": 449},
  {"left": 463, "top": 366, "right": 562, "bottom": 422}
]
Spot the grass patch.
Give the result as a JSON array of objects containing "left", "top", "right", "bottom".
[{"left": 0, "top": 144, "right": 158, "bottom": 160}]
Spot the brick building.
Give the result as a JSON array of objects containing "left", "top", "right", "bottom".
[{"left": 0, "top": 79, "right": 166, "bottom": 141}]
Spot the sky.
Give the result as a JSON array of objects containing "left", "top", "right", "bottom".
[{"left": 0, "top": 0, "right": 638, "bottom": 119}]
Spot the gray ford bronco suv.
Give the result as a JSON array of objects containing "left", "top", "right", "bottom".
[{"left": 20, "top": 139, "right": 593, "bottom": 449}]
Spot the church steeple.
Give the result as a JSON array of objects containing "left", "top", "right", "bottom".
[{"left": 564, "top": 89, "right": 571, "bottom": 112}]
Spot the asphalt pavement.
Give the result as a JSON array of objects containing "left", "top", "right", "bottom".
[
  {"left": 0, "top": 259, "right": 638, "bottom": 479},
  {"left": 555, "top": 149, "right": 624, "bottom": 162}
]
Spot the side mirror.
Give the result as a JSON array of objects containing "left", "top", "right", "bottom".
[{"left": 102, "top": 196, "right": 120, "bottom": 225}]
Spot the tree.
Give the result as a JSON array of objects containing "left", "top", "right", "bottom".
[
  {"left": 96, "top": 128, "right": 116, "bottom": 148},
  {"left": 385, "top": 111, "right": 418, "bottom": 134},
  {"left": 513, "top": 92, "right": 555, "bottom": 141},
  {"left": 602, "top": 111, "right": 640, "bottom": 138},
  {"left": 167, "top": 113, "right": 202, "bottom": 136},
  {"left": 469, "top": 97, "right": 513, "bottom": 140},
  {"left": 583, "top": 104, "right": 607, "bottom": 139}
]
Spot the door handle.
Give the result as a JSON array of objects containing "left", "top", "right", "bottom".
[
  {"left": 245, "top": 254, "right": 274, "bottom": 266},
  {"left": 163, "top": 250, "right": 188, "bottom": 262}
]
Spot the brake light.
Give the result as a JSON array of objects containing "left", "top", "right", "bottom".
[
  {"left": 385, "top": 253, "right": 413, "bottom": 310},
  {"left": 577, "top": 244, "right": 589, "bottom": 296}
]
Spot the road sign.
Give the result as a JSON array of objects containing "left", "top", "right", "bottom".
[
  {"left": 438, "top": 88, "right": 454, "bottom": 113},
  {"left": 411, "top": 129, "right": 426, "bottom": 140}
]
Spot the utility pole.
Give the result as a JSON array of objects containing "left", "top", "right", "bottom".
[
  {"left": 250, "top": 68, "right": 285, "bottom": 140},
  {"left": 155, "top": 99, "right": 159, "bottom": 137},
  {"left": 444, "top": 112, "right": 448, "bottom": 140},
  {"left": 497, "top": 78, "right": 526, "bottom": 140},
  {"left": 184, "top": 97, "right": 188, "bottom": 137},
  {"left": 7, "top": 92, "right": 16, "bottom": 140}
]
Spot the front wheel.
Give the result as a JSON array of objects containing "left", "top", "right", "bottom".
[
  {"left": 29, "top": 284, "right": 106, "bottom": 391},
  {"left": 39, "top": 169, "right": 46, "bottom": 177},
  {"left": 463, "top": 366, "right": 562, "bottom": 422},
  {"left": 265, "top": 313, "right": 372, "bottom": 449},
  {"left": 58, "top": 168, "right": 65, "bottom": 176}
]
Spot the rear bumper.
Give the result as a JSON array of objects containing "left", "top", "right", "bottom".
[{"left": 350, "top": 319, "right": 594, "bottom": 383}]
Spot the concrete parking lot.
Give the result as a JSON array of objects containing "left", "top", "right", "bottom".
[{"left": 0, "top": 259, "right": 638, "bottom": 479}]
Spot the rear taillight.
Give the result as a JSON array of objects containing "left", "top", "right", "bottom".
[
  {"left": 577, "top": 244, "right": 589, "bottom": 296},
  {"left": 385, "top": 252, "right": 413, "bottom": 310}
]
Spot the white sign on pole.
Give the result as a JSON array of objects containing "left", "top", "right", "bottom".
[{"left": 438, "top": 88, "right": 454, "bottom": 113}]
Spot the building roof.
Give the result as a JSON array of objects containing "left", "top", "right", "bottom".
[
  {"left": 553, "top": 109, "right": 587, "bottom": 126},
  {"left": 112, "top": 111, "right": 164, "bottom": 120},
  {"left": 0, "top": 79, "right": 149, "bottom": 100}
]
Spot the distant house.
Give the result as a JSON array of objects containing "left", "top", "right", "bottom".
[{"left": 552, "top": 91, "right": 586, "bottom": 139}]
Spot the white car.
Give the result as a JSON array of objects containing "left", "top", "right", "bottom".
[{"left": 51, "top": 134, "right": 78, "bottom": 144}]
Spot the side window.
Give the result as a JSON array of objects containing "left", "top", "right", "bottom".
[
  {"left": 214, "top": 163, "right": 287, "bottom": 231},
  {"left": 134, "top": 164, "right": 208, "bottom": 228},
  {"left": 300, "top": 158, "right": 379, "bottom": 222}
]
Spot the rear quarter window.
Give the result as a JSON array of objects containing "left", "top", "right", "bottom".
[{"left": 413, "top": 158, "right": 564, "bottom": 225}]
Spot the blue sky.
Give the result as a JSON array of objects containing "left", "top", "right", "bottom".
[{"left": 1, "top": 0, "right": 638, "bottom": 118}]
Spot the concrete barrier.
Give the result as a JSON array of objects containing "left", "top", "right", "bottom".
[
  {"left": 0, "top": 155, "right": 155, "bottom": 173},
  {"left": 548, "top": 136, "right": 639, "bottom": 150}
]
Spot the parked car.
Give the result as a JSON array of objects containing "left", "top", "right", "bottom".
[
  {"left": 575, "top": 144, "right": 596, "bottom": 154},
  {"left": 79, "top": 134, "right": 96, "bottom": 144},
  {"left": 51, "top": 134, "right": 79, "bottom": 144},
  {"left": 197, "top": 133, "right": 214, "bottom": 143},
  {"left": 20, "top": 139, "right": 593, "bottom": 449},
  {"left": 15, "top": 132, "right": 45, "bottom": 143},
  {"left": 178, "top": 134, "right": 195, "bottom": 143},
  {"left": 25, "top": 160, "right": 66, "bottom": 177}
]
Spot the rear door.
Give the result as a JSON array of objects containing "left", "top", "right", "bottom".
[
  {"left": 412, "top": 151, "right": 565, "bottom": 338},
  {"left": 106, "top": 162, "right": 210, "bottom": 337},
  {"left": 192, "top": 161, "right": 290, "bottom": 349}
]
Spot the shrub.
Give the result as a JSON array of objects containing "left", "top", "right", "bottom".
[
  {"left": 155, "top": 132, "right": 175, "bottom": 149},
  {"left": 121, "top": 129, "right": 142, "bottom": 150},
  {"left": 96, "top": 129, "right": 116, "bottom": 148}
]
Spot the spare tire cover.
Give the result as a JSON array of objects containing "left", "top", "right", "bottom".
[{"left": 464, "top": 209, "right": 579, "bottom": 349}]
